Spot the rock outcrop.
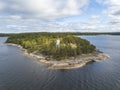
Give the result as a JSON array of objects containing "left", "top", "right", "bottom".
[{"left": 6, "top": 43, "right": 110, "bottom": 70}]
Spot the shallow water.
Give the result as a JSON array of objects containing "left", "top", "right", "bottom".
[{"left": 0, "top": 36, "right": 120, "bottom": 90}]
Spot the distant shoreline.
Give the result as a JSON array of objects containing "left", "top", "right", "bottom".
[
  {"left": 1, "top": 32, "right": 120, "bottom": 37},
  {"left": 6, "top": 43, "right": 110, "bottom": 70}
]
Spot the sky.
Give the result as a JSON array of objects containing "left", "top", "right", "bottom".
[{"left": 0, "top": 0, "right": 120, "bottom": 33}]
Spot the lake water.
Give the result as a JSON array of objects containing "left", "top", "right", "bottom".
[{"left": 0, "top": 36, "right": 120, "bottom": 90}]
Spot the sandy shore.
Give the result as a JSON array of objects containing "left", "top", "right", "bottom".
[{"left": 6, "top": 43, "right": 110, "bottom": 70}]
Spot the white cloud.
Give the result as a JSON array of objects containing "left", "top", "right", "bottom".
[
  {"left": 10, "top": 15, "right": 22, "bottom": 20},
  {"left": 0, "top": 1, "right": 5, "bottom": 10},
  {"left": 96, "top": 0, "right": 108, "bottom": 5},
  {"left": 96, "top": 0, "right": 120, "bottom": 5},
  {"left": 97, "top": 0, "right": 120, "bottom": 29},
  {"left": 0, "top": 0, "right": 88, "bottom": 19},
  {"left": 109, "top": 0, "right": 120, "bottom": 5},
  {"left": 26, "top": 0, "right": 88, "bottom": 19},
  {"left": 91, "top": 15, "right": 100, "bottom": 19},
  {"left": 0, "top": 0, "right": 120, "bottom": 33}
]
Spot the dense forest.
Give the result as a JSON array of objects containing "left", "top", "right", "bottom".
[
  {"left": 6, "top": 33, "right": 96, "bottom": 60},
  {"left": 0, "top": 34, "right": 12, "bottom": 37}
]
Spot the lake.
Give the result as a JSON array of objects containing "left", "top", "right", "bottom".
[{"left": 0, "top": 36, "right": 120, "bottom": 90}]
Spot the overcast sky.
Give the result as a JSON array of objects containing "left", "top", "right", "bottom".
[{"left": 0, "top": 0, "right": 120, "bottom": 33}]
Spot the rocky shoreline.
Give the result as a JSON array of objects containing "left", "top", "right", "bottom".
[{"left": 6, "top": 43, "right": 110, "bottom": 70}]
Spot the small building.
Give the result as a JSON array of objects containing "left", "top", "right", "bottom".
[{"left": 56, "top": 39, "right": 60, "bottom": 48}]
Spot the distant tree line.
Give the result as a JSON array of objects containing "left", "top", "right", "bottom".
[{"left": 1, "top": 32, "right": 120, "bottom": 37}]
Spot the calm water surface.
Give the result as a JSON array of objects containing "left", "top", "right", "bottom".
[{"left": 0, "top": 36, "right": 120, "bottom": 90}]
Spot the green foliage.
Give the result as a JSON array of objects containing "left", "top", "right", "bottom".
[{"left": 6, "top": 33, "right": 96, "bottom": 60}]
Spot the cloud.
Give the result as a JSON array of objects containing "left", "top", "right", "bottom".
[
  {"left": 0, "top": 1, "right": 5, "bottom": 10},
  {"left": 0, "top": 0, "right": 120, "bottom": 33},
  {"left": 0, "top": 0, "right": 88, "bottom": 19},
  {"left": 96, "top": 0, "right": 120, "bottom": 28},
  {"left": 96, "top": 0, "right": 120, "bottom": 5},
  {"left": 106, "top": 6, "right": 120, "bottom": 24},
  {"left": 109, "top": 0, "right": 120, "bottom": 5},
  {"left": 91, "top": 15, "right": 100, "bottom": 19},
  {"left": 96, "top": 0, "right": 120, "bottom": 15}
]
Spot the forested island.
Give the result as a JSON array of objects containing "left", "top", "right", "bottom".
[{"left": 5, "top": 33, "right": 109, "bottom": 69}]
